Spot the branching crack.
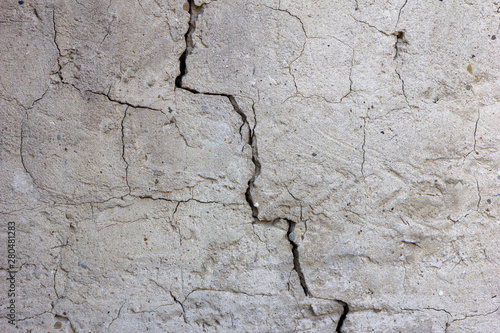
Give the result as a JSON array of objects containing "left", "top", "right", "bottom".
[
  {"left": 170, "top": 291, "right": 188, "bottom": 324},
  {"left": 393, "top": 30, "right": 408, "bottom": 60},
  {"left": 263, "top": 4, "right": 307, "bottom": 98},
  {"left": 174, "top": 0, "right": 260, "bottom": 220},
  {"left": 227, "top": 95, "right": 249, "bottom": 142},
  {"left": 52, "top": 9, "right": 64, "bottom": 82},
  {"left": 287, "top": 219, "right": 310, "bottom": 296},
  {"left": 87, "top": 88, "right": 163, "bottom": 113},
  {"left": 464, "top": 109, "right": 480, "bottom": 159}
]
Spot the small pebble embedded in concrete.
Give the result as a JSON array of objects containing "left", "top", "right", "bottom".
[{"left": 312, "top": 152, "right": 317, "bottom": 156}]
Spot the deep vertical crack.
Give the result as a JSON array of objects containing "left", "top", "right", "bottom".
[
  {"left": 287, "top": 219, "right": 310, "bottom": 296},
  {"left": 393, "top": 31, "right": 407, "bottom": 60},
  {"left": 175, "top": 0, "right": 202, "bottom": 89},
  {"left": 245, "top": 110, "right": 260, "bottom": 219},
  {"left": 335, "top": 301, "right": 349, "bottom": 332},
  {"left": 174, "top": 0, "right": 261, "bottom": 220}
]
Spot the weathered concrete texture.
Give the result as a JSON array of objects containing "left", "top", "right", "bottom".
[
  {"left": 22, "top": 85, "right": 129, "bottom": 203},
  {"left": 124, "top": 89, "right": 253, "bottom": 204},
  {"left": 54, "top": 0, "right": 189, "bottom": 109},
  {"left": 1, "top": 0, "right": 499, "bottom": 332}
]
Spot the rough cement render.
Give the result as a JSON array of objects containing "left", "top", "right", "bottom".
[{"left": 0, "top": 0, "right": 499, "bottom": 332}]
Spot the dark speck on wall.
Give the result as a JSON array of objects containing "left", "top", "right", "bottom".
[
  {"left": 312, "top": 153, "right": 317, "bottom": 156},
  {"left": 18, "top": 1, "right": 24, "bottom": 4},
  {"left": 487, "top": 199, "right": 492, "bottom": 204},
  {"left": 492, "top": 35, "right": 497, "bottom": 40}
]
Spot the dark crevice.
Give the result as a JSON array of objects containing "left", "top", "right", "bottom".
[
  {"left": 287, "top": 219, "right": 310, "bottom": 296},
  {"left": 173, "top": 0, "right": 261, "bottom": 220},
  {"left": 245, "top": 102, "right": 260, "bottom": 219},
  {"left": 175, "top": 0, "right": 202, "bottom": 89},
  {"left": 227, "top": 95, "right": 248, "bottom": 142},
  {"left": 393, "top": 30, "right": 407, "bottom": 60},
  {"left": 245, "top": 131, "right": 260, "bottom": 218},
  {"left": 336, "top": 301, "right": 349, "bottom": 332},
  {"left": 175, "top": 50, "right": 188, "bottom": 89}
]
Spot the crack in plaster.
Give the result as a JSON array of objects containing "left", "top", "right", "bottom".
[
  {"left": 339, "top": 50, "right": 355, "bottom": 103},
  {"left": 396, "top": 0, "right": 409, "bottom": 28},
  {"left": 173, "top": 3, "right": 331, "bottom": 316},
  {"left": 361, "top": 117, "right": 367, "bottom": 178},
  {"left": 351, "top": 15, "right": 390, "bottom": 36},
  {"left": 472, "top": 109, "right": 480, "bottom": 155},
  {"left": 336, "top": 301, "right": 350, "bottom": 332},
  {"left": 27, "top": 2, "right": 352, "bottom": 328},
  {"left": 174, "top": 0, "right": 260, "bottom": 220},
  {"left": 52, "top": 9, "right": 64, "bottom": 82},
  {"left": 107, "top": 301, "right": 126, "bottom": 330},
  {"left": 121, "top": 107, "right": 131, "bottom": 194},
  {"left": 286, "top": 219, "right": 310, "bottom": 297},
  {"left": 395, "top": 68, "right": 410, "bottom": 106},
  {"left": 263, "top": 4, "right": 307, "bottom": 98}
]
